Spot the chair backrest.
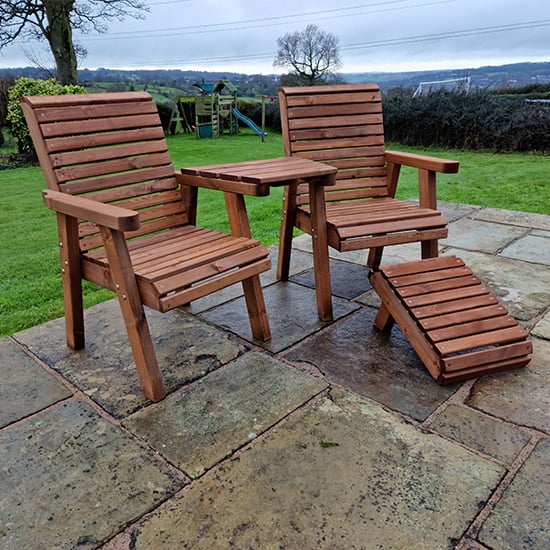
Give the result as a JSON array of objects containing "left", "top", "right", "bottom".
[
  {"left": 279, "top": 84, "right": 389, "bottom": 205},
  {"left": 21, "top": 92, "right": 191, "bottom": 251}
]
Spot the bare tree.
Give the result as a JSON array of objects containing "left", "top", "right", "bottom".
[
  {"left": 0, "top": 1, "right": 148, "bottom": 85},
  {"left": 274, "top": 24, "right": 342, "bottom": 86}
]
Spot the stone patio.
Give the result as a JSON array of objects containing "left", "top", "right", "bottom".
[{"left": 1, "top": 202, "right": 549, "bottom": 549}]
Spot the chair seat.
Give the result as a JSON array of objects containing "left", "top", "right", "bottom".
[
  {"left": 370, "top": 256, "right": 532, "bottom": 383},
  {"left": 83, "top": 226, "right": 271, "bottom": 312},
  {"left": 297, "top": 198, "right": 448, "bottom": 252}
]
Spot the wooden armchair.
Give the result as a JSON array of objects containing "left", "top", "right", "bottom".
[
  {"left": 277, "top": 84, "right": 460, "bottom": 281},
  {"left": 22, "top": 92, "right": 271, "bottom": 402}
]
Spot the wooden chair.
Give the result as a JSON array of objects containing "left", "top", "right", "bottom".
[
  {"left": 22, "top": 92, "right": 271, "bottom": 402},
  {"left": 277, "top": 83, "right": 460, "bottom": 281}
]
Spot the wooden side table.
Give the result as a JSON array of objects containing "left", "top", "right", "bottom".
[{"left": 181, "top": 157, "right": 338, "bottom": 320}]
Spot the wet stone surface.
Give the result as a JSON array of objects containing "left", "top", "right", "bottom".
[
  {"left": 14, "top": 300, "right": 246, "bottom": 419},
  {"left": 468, "top": 337, "right": 550, "bottom": 435},
  {"left": 430, "top": 404, "right": 531, "bottom": 465},
  {"left": 442, "top": 248, "right": 550, "bottom": 321},
  {"left": 283, "top": 308, "right": 458, "bottom": 421},
  {"left": 478, "top": 438, "right": 550, "bottom": 549},
  {"left": 131, "top": 389, "right": 504, "bottom": 549},
  {"left": 123, "top": 352, "right": 327, "bottom": 478},
  {"left": 290, "top": 259, "right": 372, "bottom": 299},
  {"left": 200, "top": 281, "right": 358, "bottom": 353},
  {"left": 0, "top": 338, "right": 72, "bottom": 428},
  {"left": 0, "top": 400, "right": 183, "bottom": 550}
]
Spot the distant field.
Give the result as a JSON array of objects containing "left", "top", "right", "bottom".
[{"left": 0, "top": 130, "right": 548, "bottom": 337}]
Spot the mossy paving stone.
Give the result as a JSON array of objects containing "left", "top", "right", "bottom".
[
  {"left": 123, "top": 352, "right": 328, "bottom": 478},
  {"left": 479, "top": 438, "right": 550, "bottom": 549},
  {"left": 131, "top": 389, "right": 504, "bottom": 549},
  {"left": 468, "top": 338, "right": 550, "bottom": 435},
  {"left": 0, "top": 400, "right": 183, "bottom": 549},
  {"left": 0, "top": 338, "right": 71, "bottom": 428},
  {"left": 14, "top": 299, "right": 247, "bottom": 419}
]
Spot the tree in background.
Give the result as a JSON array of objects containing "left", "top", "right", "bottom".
[
  {"left": 0, "top": 1, "right": 148, "bottom": 85},
  {"left": 274, "top": 24, "right": 342, "bottom": 86}
]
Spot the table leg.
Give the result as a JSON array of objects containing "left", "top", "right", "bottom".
[{"left": 308, "top": 180, "right": 333, "bottom": 321}]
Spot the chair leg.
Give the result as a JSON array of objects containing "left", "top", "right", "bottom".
[
  {"left": 100, "top": 227, "right": 166, "bottom": 402},
  {"left": 277, "top": 182, "right": 298, "bottom": 281},
  {"left": 57, "top": 214, "right": 85, "bottom": 349},
  {"left": 242, "top": 275, "right": 271, "bottom": 341},
  {"left": 367, "top": 246, "right": 384, "bottom": 269},
  {"left": 421, "top": 239, "right": 439, "bottom": 259}
]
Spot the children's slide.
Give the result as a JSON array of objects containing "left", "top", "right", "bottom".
[{"left": 232, "top": 108, "right": 265, "bottom": 136}]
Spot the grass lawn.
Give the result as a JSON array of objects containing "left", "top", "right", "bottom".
[{"left": 1, "top": 129, "right": 548, "bottom": 337}]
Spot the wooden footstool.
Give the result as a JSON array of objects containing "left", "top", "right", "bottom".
[{"left": 370, "top": 256, "right": 532, "bottom": 383}]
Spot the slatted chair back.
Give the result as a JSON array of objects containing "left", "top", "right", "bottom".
[
  {"left": 21, "top": 92, "right": 191, "bottom": 253},
  {"left": 279, "top": 84, "right": 389, "bottom": 207}
]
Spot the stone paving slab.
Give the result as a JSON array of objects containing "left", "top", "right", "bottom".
[
  {"left": 471, "top": 207, "right": 550, "bottom": 232},
  {"left": 13, "top": 300, "right": 246, "bottom": 419},
  {"left": 478, "top": 438, "right": 550, "bottom": 549},
  {"left": 283, "top": 308, "right": 457, "bottom": 421},
  {"left": 430, "top": 404, "right": 531, "bottom": 465},
  {"left": 532, "top": 311, "right": 550, "bottom": 339},
  {"left": 468, "top": 337, "right": 550, "bottom": 435},
  {"left": 499, "top": 232, "right": 550, "bottom": 266},
  {"left": 200, "top": 281, "right": 358, "bottom": 353},
  {"left": 130, "top": 389, "right": 504, "bottom": 549},
  {"left": 0, "top": 338, "right": 72, "bottom": 428},
  {"left": 290, "top": 259, "right": 372, "bottom": 299},
  {"left": 123, "top": 352, "right": 327, "bottom": 478},
  {"left": 442, "top": 248, "right": 550, "bottom": 321},
  {"left": 0, "top": 400, "right": 183, "bottom": 550},
  {"left": 442, "top": 218, "right": 528, "bottom": 253}
]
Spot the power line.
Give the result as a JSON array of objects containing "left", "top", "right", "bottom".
[
  {"left": 109, "top": 18, "right": 550, "bottom": 68},
  {"left": 77, "top": 0, "right": 458, "bottom": 41}
]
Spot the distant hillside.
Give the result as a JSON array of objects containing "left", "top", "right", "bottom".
[
  {"left": 1, "top": 61, "right": 549, "bottom": 96},
  {"left": 344, "top": 62, "right": 550, "bottom": 91}
]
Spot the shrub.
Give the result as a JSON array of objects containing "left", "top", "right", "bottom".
[
  {"left": 7, "top": 77, "right": 86, "bottom": 155},
  {"left": 383, "top": 88, "right": 550, "bottom": 153}
]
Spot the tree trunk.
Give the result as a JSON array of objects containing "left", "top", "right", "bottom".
[{"left": 43, "top": 0, "right": 78, "bottom": 85}]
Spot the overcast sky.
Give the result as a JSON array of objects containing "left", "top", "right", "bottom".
[{"left": 0, "top": 0, "right": 549, "bottom": 74}]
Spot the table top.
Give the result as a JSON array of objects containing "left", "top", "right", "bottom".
[{"left": 181, "top": 156, "right": 337, "bottom": 186}]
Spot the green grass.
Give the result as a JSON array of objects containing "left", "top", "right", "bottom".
[{"left": 1, "top": 131, "right": 548, "bottom": 337}]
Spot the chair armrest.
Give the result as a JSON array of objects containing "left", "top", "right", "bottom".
[
  {"left": 176, "top": 171, "right": 270, "bottom": 197},
  {"left": 42, "top": 190, "right": 140, "bottom": 232},
  {"left": 385, "top": 150, "right": 459, "bottom": 173}
]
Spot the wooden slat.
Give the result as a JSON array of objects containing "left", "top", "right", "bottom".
[
  {"left": 412, "top": 294, "right": 499, "bottom": 319},
  {"left": 418, "top": 304, "right": 508, "bottom": 331},
  {"left": 427, "top": 315, "right": 518, "bottom": 343},
  {"left": 435, "top": 326, "right": 529, "bottom": 356},
  {"left": 50, "top": 139, "right": 168, "bottom": 167},
  {"left": 40, "top": 113, "right": 161, "bottom": 138},
  {"left": 45, "top": 127, "right": 166, "bottom": 153},
  {"left": 35, "top": 100, "right": 157, "bottom": 123}
]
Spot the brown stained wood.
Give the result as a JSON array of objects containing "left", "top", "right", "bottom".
[
  {"left": 395, "top": 275, "right": 479, "bottom": 297},
  {"left": 389, "top": 266, "right": 473, "bottom": 288},
  {"left": 383, "top": 256, "right": 464, "bottom": 277},
  {"left": 57, "top": 213, "right": 85, "bottom": 350},
  {"left": 372, "top": 256, "right": 531, "bottom": 383},
  {"left": 278, "top": 83, "right": 458, "bottom": 281},
  {"left": 50, "top": 139, "right": 169, "bottom": 168},
  {"left": 45, "top": 127, "right": 166, "bottom": 153},
  {"left": 441, "top": 341, "right": 533, "bottom": 373},
  {"left": 418, "top": 304, "right": 508, "bottom": 331},
  {"left": 23, "top": 91, "right": 274, "bottom": 401},
  {"left": 427, "top": 315, "right": 518, "bottom": 343},
  {"left": 40, "top": 113, "right": 161, "bottom": 138}
]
